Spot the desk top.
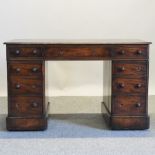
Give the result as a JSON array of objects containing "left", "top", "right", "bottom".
[{"left": 4, "top": 39, "right": 151, "bottom": 45}]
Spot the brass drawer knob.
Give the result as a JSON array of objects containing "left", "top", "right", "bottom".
[
  {"left": 32, "top": 85, "right": 36, "bottom": 89},
  {"left": 59, "top": 50, "right": 64, "bottom": 55},
  {"left": 135, "top": 103, "right": 141, "bottom": 107},
  {"left": 118, "top": 83, "right": 125, "bottom": 88},
  {"left": 32, "top": 49, "right": 38, "bottom": 55},
  {"left": 31, "top": 102, "right": 38, "bottom": 108},
  {"left": 16, "top": 84, "right": 21, "bottom": 89},
  {"left": 15, "top": 50, "right": 20, "bottom": 55},
  {"left": 117, "top": 66, "right": 125, "bottom": 72},
  {"left": 137, "top": 50, "right": 142, "bottom": 55},
  {"left": 119, "top": 50, "right": 125, "bottom": 55},
  {"left": 15, "top": 103, "right": 19, "bottom": 110},
  {"left": 135, "top": 83, "right": 142, "bottom": 88},
  {"left": 136, "top": 66, "right": 142, "bottom": 71},
  {"left": 32, "top": 67, "right": 38, "bottom": 72},
  {"left": 16, "top": 68, "right": 21, "bottom": 72}
]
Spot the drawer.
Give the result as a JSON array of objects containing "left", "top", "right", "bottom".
[
  {"left": 112, "top": 46, "right": 148, "bottom": 59},
  {"left": 8, "top": 61, "right": 43, "bottom": 76},
  {"left": 112, "top": 61, "right": 147, "bottom": 76},
  {"left": 9, "top": 96, "right": 43, "bottom": 117},
  {"left": 112, "top": 78, "right": 146, "bottom": 94},
  {"left": 112, "top": 95, "right": 146, "bottom": 115},
  {"left": 45, "top": 45, "right": 111, "bottom": 59},
  {"left": 7, "top": 46, "right": 43, "bottom": 59},
  {"left": 9, "top": 77, "right": 43, "bottom": 95}
]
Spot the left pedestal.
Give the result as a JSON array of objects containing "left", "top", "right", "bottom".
[{"left": 6, "top": 45, "right": 47, "bottom": 131}]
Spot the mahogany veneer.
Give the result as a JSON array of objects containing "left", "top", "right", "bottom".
[{"left": 4, "top": 39, "right": 151, "bottom": 131}]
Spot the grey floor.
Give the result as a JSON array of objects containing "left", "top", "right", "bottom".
[
  {"left": 0, "top": 114, "right": 155, "bottom": 138},
  {"left": 0, "top": 114, "right": 155, "bottom": 155}
]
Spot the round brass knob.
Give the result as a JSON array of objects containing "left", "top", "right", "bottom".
[
  {"left": 137, "top": 50, "right": 142, "bottom": 55},
  {"left": 16, "top": 68, "right": 21, "bottom": 72},
  {"left": 32, "top": 67, "right": 38, "bottom": 72},
  {"left": 15, "top": 50, "right": 20, "bottom": 55},
  {"left": 16, "top": 84, "right": 21, "bottom": 89},
  {"left": 119, "top": 103, "right": 124, "bottom": 107},
  {"left": 136, "top": 66, "right": 142, "bottom": 71},
  {"left": 119, "top": 50, "right": 125, "bottom": 55},
  {"left": 135, "top": 103, "right": 141, "bottom": 108},
  {"left": 135, "top": 83, "right": 142, "bottom": 88},
  {"left": 33, "top": 49, "right": 37, "bottom": 54},
  {"left": 32, "top": 85, "right": 36, "bottom": 89},
  {"left": 118, "top": 83, "right": 125, "bottom": 88},
  {"left": 118, "top": 66, "right": 125, "bottom": 72},
  {"left": 15, "top": 103, "right": 19, "bottom": 109},
  {"left": 31, "top": 102, "right": 38, "bottom": 108},
  {"left": 59, "top": 51, "right": 64, "bottom": 55}
]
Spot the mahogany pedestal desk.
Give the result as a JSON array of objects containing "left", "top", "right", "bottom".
[{"left": 4, "top": 39, "right": 151, "bottom": 131}]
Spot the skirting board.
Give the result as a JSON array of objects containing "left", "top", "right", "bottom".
[{"left": 0, "top": 96, "right": 155, "bottom": 114}]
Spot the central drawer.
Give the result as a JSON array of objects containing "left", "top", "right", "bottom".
[{"left": 45, "top": 45, "right": 111, "bottom": 60}]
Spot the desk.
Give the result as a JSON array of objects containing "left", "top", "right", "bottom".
[{"left": 4, "top": 39, "right": 151, "bottom": 130}]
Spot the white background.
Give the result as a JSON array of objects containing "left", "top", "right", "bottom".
[{"left": 0, "top": 0, "right": 155, "bottom": 96}]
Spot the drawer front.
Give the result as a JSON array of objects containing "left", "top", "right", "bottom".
[
  {"left": 8, "top": 61, "right": 43, "bottom": 76},
  {"left": 112, "top": 46, "right": 148, "bottom": 59},
  {"left": 7, "top": 47, "right": 43, "bottom": 59},
  {"left": 45, "top": 45, "right": 111, "bottom": 59},
  {"left": 9, "top": 77, "right": 43, "bottom": 95},
  {"left": 112, "top": 61, "right": 147, "bottom": 76},
  {"left": 9, "top": 96, "right": 43, "bottom": 117},
  {"left": 112, "top": 78, "right": 146, "bottom": 94},
  {"left": 112, "top": 95, "right": 146, "bottom": 115}
]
